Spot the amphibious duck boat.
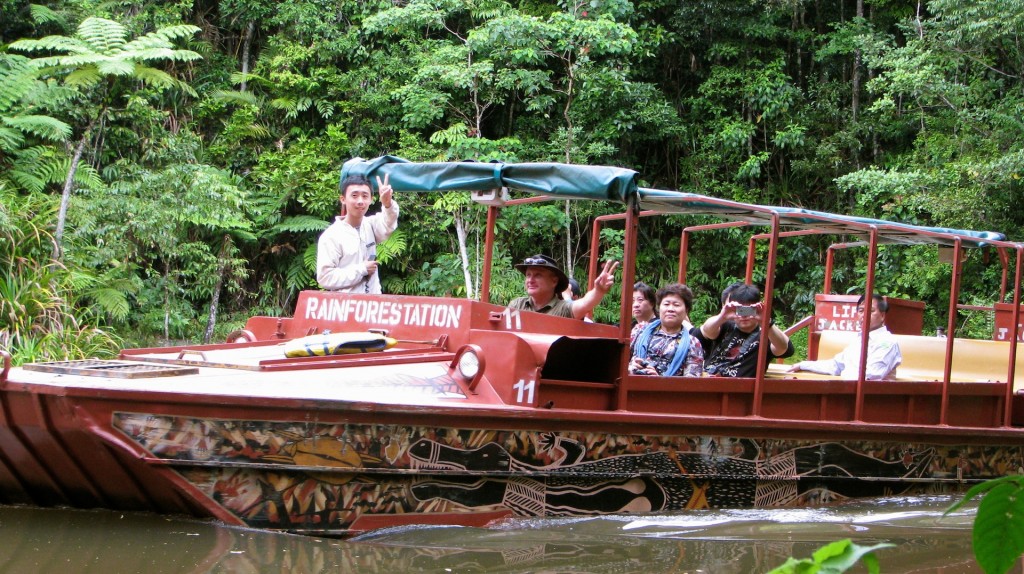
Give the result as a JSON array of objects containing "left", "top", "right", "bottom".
[{"left": 2, "top": 157, "right": 1022, "bottom": 536}]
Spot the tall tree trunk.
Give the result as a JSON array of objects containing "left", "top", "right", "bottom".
[
  {"left": 203, "top": 235, "right": 232, "bottom": 343},
  {"left": 562, "top": 61, "right": 575, "bottom": 164},
  {"left": 53, "top": 127, "right": 91, "bottom": 261},
  {"left": 449, "top": 40, "right": 491, "bottom": 297},
  {"left": 240, "top": 21, "right": 255, "bottom": 92},
  {"left": 457, "top": 51, "right": 482, "bottom": 300},
  {"left": 454, "top": 212, "right": 475, "bottom": 299},
  {"left": 852, "top": 0, "right": 863, "bottom": 123},
  {"left": 565, "top": 200, "right": 573, "bottom": 280},
  {"left": 163, "top": 261, "right": 171, "bottom": 341},
  {"left": 868, "top": 2, "right": 879, "bottom": 163},
  {"left": 563, "top": 69, "right": 575, "bottom": 277}
]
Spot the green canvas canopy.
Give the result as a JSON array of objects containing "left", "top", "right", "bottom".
[
  {"left": 340, "top": 156, "right": 1008, "bottom": 249},
  {"left": 341, "top": 156, "right": 639, "bottom": 203}
]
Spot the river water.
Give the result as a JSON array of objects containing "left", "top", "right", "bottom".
[{"left": 0, "top": 496, "right": 1010, "bottom": 573}]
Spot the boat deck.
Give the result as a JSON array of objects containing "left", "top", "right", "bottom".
[{"left": 9, "top": 342, "right": 481, "bottom": 407}]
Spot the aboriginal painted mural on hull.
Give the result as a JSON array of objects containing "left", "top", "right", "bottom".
[{"left": 112, "top": 414, "right": 1024, "bottom": 533}]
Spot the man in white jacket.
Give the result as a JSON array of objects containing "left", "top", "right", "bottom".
[
  {"left": 788, "top": 293, "right": 902, "bottom": 380},
  {"left": 316, "top": 173, "right": 399, "bottom": 294}
]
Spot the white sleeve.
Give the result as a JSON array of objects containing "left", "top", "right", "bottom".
[
  {"left": 370, "top": 200, "right": 399, "bottom": 242},
  {"left": 797, "top": 358, "right": 842, "bottom": 376}
]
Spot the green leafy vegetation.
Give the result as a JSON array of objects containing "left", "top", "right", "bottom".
[
  {"left": 1, "top": 0, "right": 1023, "bottom": 357},
  {"left": 947, "top": 476, "right": 1024, "bottom": 574},
  {"left": 768, "top": 539, "right": 894, "bottom": 574}
]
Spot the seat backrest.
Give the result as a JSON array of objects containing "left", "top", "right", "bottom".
[
  {"left": 816, "top": 330, "right": 858, "bottom": 361},
  {"left": 888, "top": 334, "right": 945, "bottom": 378},
  {"left": 815, "top": 331, "right": 1024, "bottom": 388},
  {"left": 946, "top": 337, "right": 1024, "bottom": 386}
]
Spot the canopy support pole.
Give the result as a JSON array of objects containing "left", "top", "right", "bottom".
[
  {"left": 480, "top": 205, "right": 499, "bottom": 304},
  {"left": 615, "top": 196, "right": 641, "bottom": 411},
  {"left": 751, "top": 213, "right": 781, "bottom": 418},
  {"left": 1003, "top": 246, "right": 1023, "bottom": 426},
  {"left": 854, "top": 227, "right": 880, "bottom": 422},
  {"left": 939, "top": 238, "right": 964, "bottom": 426}
]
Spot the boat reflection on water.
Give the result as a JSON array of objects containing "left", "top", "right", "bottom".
[
  {"left": 350, "top": 496, "right": 985, "bottom": 573},
  {"left": 0, "top": 496, "right": 1000, "bottom": 573}
]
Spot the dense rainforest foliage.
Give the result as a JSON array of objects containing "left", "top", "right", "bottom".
[{"left": 1, "top": 0, "right": 1023, "bottom": 362}]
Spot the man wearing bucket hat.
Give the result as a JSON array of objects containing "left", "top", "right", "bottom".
[{"left": 508, "top": 254, "right": 619, "bottom": 320}]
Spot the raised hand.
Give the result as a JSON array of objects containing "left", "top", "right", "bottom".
[
  {"left": 376, "top": 173, "right": 393, "bottom": 208},
  {"left": 593, "top": 260, "right": 619, "bottom": 293}
]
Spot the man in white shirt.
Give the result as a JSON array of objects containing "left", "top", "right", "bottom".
[
  {"left": 788, "top": 293, "right": 902, "bottom": 380},
  {"left": 316, "top": 173, "right": 399, "bottom": 294}
]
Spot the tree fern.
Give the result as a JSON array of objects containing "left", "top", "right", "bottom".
[
  {"left": 233, "top": 123, "right": 272, "bottom": 139},
  {"left": 15, "top": 11, "right": 207, "bottom": 258},
  {"left": 0, "top": 127, "right": 24, "bottom": 155},
  {"left": 287, "top": 263, "right": 315, "bottom": 292},
  {"left": 123, "top": 25, "right": 205, "bottom": 52},
  {"left": 67, "top": 268, "right": 134, "bottom": 322},
  {"left": 8, "top": 36, "right": 86, "bottom": 57},
  {"left": 78, "top": 17, "right": 128, "bottom": 54},
  {"left": 4, "top": 115, "right": 71, "bottom": 141},
  {"left": 0, "top": 54, "right": 37, "bottom": 112},
  {"left": 4, "top": 145, "right": 100, "bottom": 195},
  {"left": 61, "top": 65, "right": 102, "bottom": 86},
  {"left": 7, "top": 164, "right": 45, "bottom": 193},
  {"left": 27, "top": 4, "right": 68, "bottom": 29},
  {"left": 0, "top": 54, "right": 71, "bottom": 161},
  {"left": 228, "top": 71, "right": 270, "bottom": 88},
  {"left": 95, "top": 58, "right": 136, "bottom": 77},
  {"left": 270, "top": 96, "right": 298, "bottom": 116},
  {"left": 25, "top": 82, "right": 79, "bottom": 110},
  {"left": 13, "top": 148, "right": 103, "bottom": 192},
  {"left": 133, "top": 66, "right": 197, "bottom": 96},
  {"left": 291, "top": 242, "right": 319, "bottom": 291},
  {"left": 131, "top": 48, "right": 201, "bottom": 64},
  {"left": 0, "top": 55, "right": 80, "bottom": 115},
  {"left": 212, "top": 89, "right": 260, "bottom": 106},
  {"left": 272, "top": 214, "right": 329, "bottom": 234},
  {"left": 10, "top": 17, "right": 201, "bottom": 91},
  {"left": 377, "top": 228, "right": 409, "bottom": 264}
]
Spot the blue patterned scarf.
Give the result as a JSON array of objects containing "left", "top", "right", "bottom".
[{"left": 633, "top": 319, "right": 691, "bottom": 376}]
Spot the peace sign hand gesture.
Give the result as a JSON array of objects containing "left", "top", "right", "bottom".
[
  {"left": 593, "top": 260, "right": 619, "bottom": 294},
  {"left": 376, "top": 173, "right": 394, "bottom": 208}
]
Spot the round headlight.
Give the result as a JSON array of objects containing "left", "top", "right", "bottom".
[{"left": 457, "top": 350, "right": 481, "bottom": 379}]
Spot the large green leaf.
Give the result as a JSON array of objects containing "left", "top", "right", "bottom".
[
  {"left": 973, "top": 480, "right": 1024, "bottom": 574},
  {"left": 767, "top": 539, "right": 894, "bottom": 574}
]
